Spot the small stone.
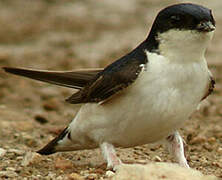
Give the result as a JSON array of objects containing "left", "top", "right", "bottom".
[
  {"left": 136, "top": 159, "right": 147, "bottom": 164},
  {"left": 47, "top": 127, "right": 64, "bottom": 136},
  {"left": 217, "top": 147, "right": 222, "bottom": 154},
  {"left": 16, "top": 156, "right": 23, "bottom": 161},
  {"left": 86, "top": 173, "right": 98, "bottom": 180},
  {"left": 55, "top": 158, "right": 73, "bottom": 170},
  {"left": 154, "top": 156, "right": 162, "bottom": 162},
  {"left": 93, "top": 168, "right": 104, "bottom": 175},
  {"left": 80, "top": 170, "right": 89, "bottom": 176},
  {"left": 190, "top": 136, "right": 206, "bottom": 144},
  {"left": 190, "top": 155, "right": 199, "bottom": 161},
  {"left": 212, "top": 162, "right": 222, "bottom": 168},
  {"left": 105, "top": 170, "right": 115, "bottom": 178},
  {"left": 110, "top": 163, "right": 218, "bottom": 180},
  {"left": 203, "top": 143, "right": 213, "bottom": 152},
  {"left": 34, "top": 114, "right": 48, "bottom": 124},
  {"left": 8, "top": 149, "right": 24, "bottom": 156},
  {"left": 56, "top": 175, "right": 65, "bottom": 180},
  {"left": 43, "top": 98, "right": 60, "bottom": 111},
  {"left": 68, "top": 173, "right": 84, "bottom": 180},
  {"left": 0, "top": 51, "right": 10, "bottom": 61},
  {"left": 207, "top": 137, "right": 216, "bottom": 144},
  {"left": 6, "top": 167, "right": 16, "bottom": 172},
  {"left": 200, "top": 157, "right": 208, "bottom": 164},
  {"left": 215, "top": 132, "right": 222, "bottom": 138},
  {"left": 47, "top": 172, "right": 56, "bottom": 179},
  {"left": 21, "top": 151, "right": 42, "bottom": 166},
  {"left": 0, "top": 148, "right": 6, "bottom": 157},
  {"left": 0, "top": 171, "right": 18, "bottom": 178}
]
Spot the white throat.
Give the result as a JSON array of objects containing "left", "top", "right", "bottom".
[{"left": 157, "top": 29, "right": 214, "bottom": 62}]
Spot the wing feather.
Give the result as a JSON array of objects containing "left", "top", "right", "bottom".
[
  {"left": 66, "top": 58, "right": 147, "bottom": 104},
  {"left": 3, "top": 67, "right": 102, "bottom": 89},
  {"left": 4, "top": 42, "right": 148, "bottom": 104}
]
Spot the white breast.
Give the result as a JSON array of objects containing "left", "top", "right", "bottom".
[
  {"left": 112, "top": 52, "right": 209, "bottom": 145},
  {"left": 69, "top": 51, "right": 210, "bottom": 148}
]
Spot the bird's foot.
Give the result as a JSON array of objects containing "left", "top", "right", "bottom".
[
  {"left": 166, "top": 131, "right": 190, "bottom": 168},
  {"left": 107, "top": 155, "right": 122, "bottom": 171},
  {"left": 178, "top": 159, "right": 190, "bottom": 168},
  {"left": 100, "top": 142, "right": 123, "bottom": 171}
]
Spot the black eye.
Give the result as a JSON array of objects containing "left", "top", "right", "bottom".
[{"left": 170, "top": 15, "right": 180, "bottom": 22}]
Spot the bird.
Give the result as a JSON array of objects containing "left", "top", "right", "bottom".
[{"left": 3, "top": 3, "right": 215, "bottom": 170}]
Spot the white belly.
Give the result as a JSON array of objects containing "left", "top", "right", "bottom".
[{"left": 70, "top": 55, "right": 210, "bottom": 148}]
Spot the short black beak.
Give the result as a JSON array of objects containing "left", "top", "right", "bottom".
[{"left": 197, "top": 21, "right": 215, "bottom": 32}]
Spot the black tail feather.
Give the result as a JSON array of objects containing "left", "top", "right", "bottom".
[{"left": 37, "top": 127, "right": 69, "bottom": 155}]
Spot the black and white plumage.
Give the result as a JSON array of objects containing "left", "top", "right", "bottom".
[{"left": 3, "top": 3, "right": 215, "bottom": 169}]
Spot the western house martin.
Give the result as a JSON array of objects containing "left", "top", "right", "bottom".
[{"left": 3, "top": 3, "right": 216, "bottom": 170}]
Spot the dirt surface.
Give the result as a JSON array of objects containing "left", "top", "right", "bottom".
[{"left": 0, "top": 0, "right": 222, "bottom": 179}]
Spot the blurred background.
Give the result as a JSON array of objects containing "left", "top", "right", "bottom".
[{"left": 0, "top": 0, "right": 222, "bottom": 179}]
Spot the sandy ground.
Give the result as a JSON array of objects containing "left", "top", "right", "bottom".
[{"left": 0, "top": 0, "right": 222, "bottom": 179}]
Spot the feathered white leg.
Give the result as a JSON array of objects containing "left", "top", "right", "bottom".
[
  {"left": 100, "top": 142, "right": 122, "bottom": 170},
  {"left": 166, "top": 131, "right": 190, "bottom": 168}
]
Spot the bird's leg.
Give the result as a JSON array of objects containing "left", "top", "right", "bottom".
[
  {"left": 100, "top": 142, "right": 122, "bottom": 170},
  {"left": 166, "top": 131, "right": 189, "bottom": 168}
]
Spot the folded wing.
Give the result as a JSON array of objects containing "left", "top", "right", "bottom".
[
  {"left": 3, "top": 44, "right": 148, "bottom": 104},
  {"left": 66, "top": 58, "right": 147, "bottom": 104}
]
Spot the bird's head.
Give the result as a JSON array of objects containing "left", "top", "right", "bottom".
[{"left": 146, "top": 3, "right": 215, "bottom": 61}]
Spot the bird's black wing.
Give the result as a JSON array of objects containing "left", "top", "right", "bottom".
[
  {"left": 3, "top": 67, "right": 103, "bottom": 89},
  {"left": 3, "top": 42, "right": 148, "bottom": 104},
  {"left": 66, "top": 49, "right": 148, "bottom": 104}
]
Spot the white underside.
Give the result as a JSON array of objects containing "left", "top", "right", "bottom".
[
  {"left": 57, "top": 29, "right": 213, "bottom": 150},
  {"left": 59, "top": 54, "right": 210, "bottom": 150}
]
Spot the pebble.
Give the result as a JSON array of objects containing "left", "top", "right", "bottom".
[
  {"left": 203, "top": 143, "right": 213, "bottom": 152},
  {"left": 93, "top": 168, "right": 104, "bottom": 175},
  {"left": 55, "top": 158, "right": 73, "bottom": 170},
  {"left": 110, "top": 163, "right": 218, "bottom": 180},
  {"left": 21, "top": 151, "right": 42, "bottom": 166},
  {"left": 217, "top": 147, "right": 222, "bottom": 154},
  {"left": 8, "top": 149, "right": 24, "bottom": 156},
  {"left": 154, "top": 155, "right": 162, "bottom": 162},
  {"left": 0, "top": 171, "right": 18, "bottom": 178},
  {"left": 0, "top": 51, "right": 10, "bottom": 61},
  {"left": 22, "top": 133, "right": 37, "bottom": 147},
  {"left": 47, "top": 172, "right": 57, "bottom": 179},
  {"left": 207, "top": 137, "right": 216, "bottom": 144},
  {"left": 34, "top": 114, "right": 48, "bottom": 124},
  {"left": 68, "top": 173, "right": 84, "bottom": 180},
  {"left": 16, "top": 156, "right": 23, "bottom": 160},
  {"left": 0, "top": 148, "right": 6, "bottom": 157},
  {"left": 212, "top": 162, "right": 222, "bottom": 168},
  {"left": 6, "top": 167, "right": 16, "bottom": 171},
  {"left": 80, "top": 170, "right": 89, "bottom": 176},
  {"left": 200, "top": 157, "right": 208, "bottom": 165},
  {"left": 43, "top": 98, "right": 60, "bottom": 111},
  {"left": 189, "top": 135, "right": 206, "bottom": 144},
  {"left": 136, "top": 159, "right": 147, "bottom": 164},
  {"left": 86, "top": 173, "right": 98, "bottom": 180},
  {"left": 105, "top": 170, "right": 115, "bottom": 178},
  {"left": 56, "top": 175, "right": 66, "bottom": 180}
]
